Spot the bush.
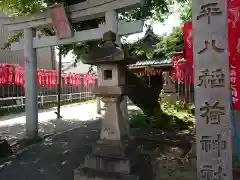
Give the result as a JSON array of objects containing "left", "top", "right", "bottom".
[
  {"left": 129, "top": 110, "right": 194, "bottom": 131},
  {"left": 162, "top": 100, "right": 195, "bottom": 116},
  {"left": 129, "top": 112, "right": 155, "bottom": 128}
]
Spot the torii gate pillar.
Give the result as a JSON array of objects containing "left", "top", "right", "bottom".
[{"left": 24, "top": 28, "right": 39, "bottom": 139}]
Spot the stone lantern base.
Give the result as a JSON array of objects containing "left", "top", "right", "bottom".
[
  {"left": 74, "top": 145, "right": 153, "bottom": 180},
  {"left": 75, "top": 167, "right": 138, "bottom": 180},
  {"left": 74, "top": 93, "right": 151, "bottom": 180},
  {"left": 74, "top": 138, "right": 140, "bottom": 180},
  {"left": 74, "top": 94, "right": 140, "bottom": 179}
]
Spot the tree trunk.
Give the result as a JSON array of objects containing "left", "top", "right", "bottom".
[{"left": 125, "top": 68, "right": 163, "bottom": 117}]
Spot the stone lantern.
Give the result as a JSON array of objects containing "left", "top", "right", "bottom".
[{"left": 75, "top": 31, "right": 140, "bottom": 180}]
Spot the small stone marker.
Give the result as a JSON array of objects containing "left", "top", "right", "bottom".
[
  {"left": 160, "top": 71, "right": 177, "bottom": 103},
  {"left": 192, "top": 0, "right": 233, "bottom": 180}
]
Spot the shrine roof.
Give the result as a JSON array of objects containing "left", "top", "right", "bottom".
[
  {"left": 127, "top": 58, "right": 172, "bottom": 69},
  {"left": 133, "top": 26, "right": 160, "bottom": 46}
]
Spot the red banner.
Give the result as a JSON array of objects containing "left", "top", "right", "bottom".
[
  {"left": 183, "top": 21, "right": 194, "bottom": 85},
  {"left": 63, "top": 73, "right": 68, "bottom": 86},
  {"left": 173, "top": 53, "right": 186, "bottom": 83},
  {"left": 37, "top": 70, "right": 43, "bottom": 86},
  {"left": 36, "top": 69, "right": 58, "bottom": 87},
  {"left": 50, "top": 70, "right": 57, "bottom": 87},
  {"left": 15, "top": 65, "right": 24, "bottom": 87},
  {"left": 228, "top": 0, "right": 240, "bottom": 7},
  {"left": 83, "top": 73, "right": 96, "bottom": 88},
  {"left": 228, "top": 0, "right": 240, "bottom": 109},
  {"left": 0, "top": 64, "right": 87, "bottom": 88},
  {"left": 75, "top": 74, "right": 81, "bottom": 87},
  {"left": 6, "top": 64, "right": 14, "bottom": 84},
  {"left": 69, "top": 73, "right": 77, "bottom": 86},
  {"left": 0, "top": 64, "right": 8, "bottom": 85}
]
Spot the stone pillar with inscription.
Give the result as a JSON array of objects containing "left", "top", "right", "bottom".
[
  {"left": 74, "top": 31, "right": 142, "bottom": 180},
  {"left": 192, "top": 1, "right": 233, "bottom": 180}
]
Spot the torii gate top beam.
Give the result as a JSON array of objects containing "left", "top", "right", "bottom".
[
  {"left": 4, "top": 0, "right": 143, "bottom": 31},
  {"left": 10, "top": 20, "right": 143, "bottom": 50}
]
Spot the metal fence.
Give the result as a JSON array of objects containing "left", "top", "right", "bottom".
[
  {"left": 0, "top": 92, "right": 94, "bottom": 109},
  {"left": 0, "top": 75, "right": 97, "bottom": 116},
  {"left": 176, "top": 82, "right": 194, "bottom": 103}
]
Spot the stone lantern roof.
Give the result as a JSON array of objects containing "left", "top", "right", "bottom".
[{"left": 83, "top": 31, "right": 138, "bottom": 65}]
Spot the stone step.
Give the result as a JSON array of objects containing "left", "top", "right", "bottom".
[
  {"left": 92, "top": 139, "right": 138, "bottom": 158},
  {"left": 91, "top": 152, "right": 131, "bottom": 160},
  {"left": 84, "top": 154, "right": 131, "bottom": 174},
  {"left": 74, "top": 165, "right": 139, "bottom": 180}
]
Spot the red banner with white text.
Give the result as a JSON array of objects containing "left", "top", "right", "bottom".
[
  {"left": 182, "top": 21, "right": 194, "bottom": 85},
  {"left": 228, "top": 0, "right": 240, "bottom": 109},
  {"left": 173, "top": 53, "right": 186, "bottom": 83}
]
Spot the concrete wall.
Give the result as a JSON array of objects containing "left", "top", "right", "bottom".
[
  {"left": 0, "top": 24, "right": 56, "bottom": 70},
  {"left": 63, "top": 60, "right": 97, "bottom": 75}
]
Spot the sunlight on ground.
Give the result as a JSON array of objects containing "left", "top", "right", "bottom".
[
  {"left": 0, "top": 101, "right": 101, "bottom": 127},
  {"left": 162, "top": 103, "right": 195, "bottom": 124},
  {"left": 0, "top": 101, "right": 140, "bottom": 128}
]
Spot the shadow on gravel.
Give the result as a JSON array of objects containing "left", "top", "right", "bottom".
[
  {"left": 0, "top": 119, "right": 101, "bottom": 180},
  {"left": 0, "top": 118, "right": 100, "bottom": 146},
  {"left": 0, "top": 108, "right": 170, "bottom": 180}
]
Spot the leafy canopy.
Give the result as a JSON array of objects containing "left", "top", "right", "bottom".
[
  {"left": 0, "top": 0, "right": 187, "bottom": 20},
  {"left": 155, "top": 27, "right": 184, "bottom": 58},
  {"left": 0, "top": 0, "right": 189, "bottom": 59},
  {"left": 179, "top": 0, "right": 192, "bottom": 23},
  {"left": 153, "top": 0, "right": 191, "bottom": 59}
]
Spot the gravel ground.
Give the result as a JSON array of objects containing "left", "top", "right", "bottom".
[
  {"left": 0, "top": 102, "right": 200, "bottom": 180},
  {"left": 152, "top": 146, "right": 196, "bottom": 180},
  {"left": 0, "top": 102, "right": 103, "bottom": 145}
]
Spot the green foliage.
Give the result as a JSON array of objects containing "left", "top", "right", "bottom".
[
  {"left": 0, "top": 0, "right": 188, "bottom": 20},
  {"left": 129, "top": 108, "right": 194, "bottom": 131},
  {"left": 129, "top": 112, "right": 155, "bottom": 128},
  {"left": 154, "top": 27, "right": 184, "bottom": 58},
  {"left": 0, "top": 0, "right": 45, "bottom": 16},
  {"left": 0, "top": 0, "right": 188, "bottom": 58},
  {"left": 127, "top": 25, "right": 185, "bottom": 61},
  {"left": 150, "top": 1, "right": 192, "bottom": 59},
  {"left": 1, "top": 33, "right": 23, "bottom": 50},
  {"left": 179, "top": 0, "right": 192, "bottom": 23},
  {"left": 162, "top": 100, "right": 195, "bottom": 116}
]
